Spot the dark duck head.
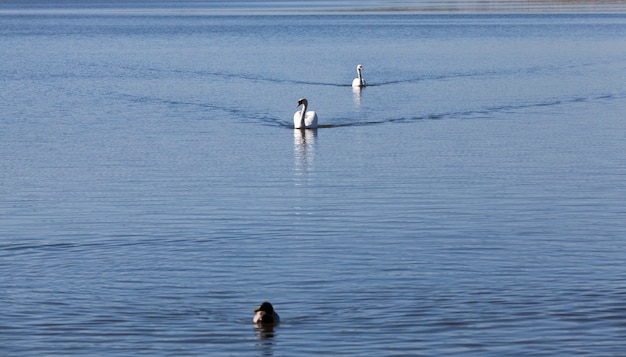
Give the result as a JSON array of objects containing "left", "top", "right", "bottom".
[{"left": 253, "top": 302, "right": 280, "bottom": 325}]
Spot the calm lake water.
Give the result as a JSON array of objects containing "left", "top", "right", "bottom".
[{"left": 2, "top": 1, "right": 626, "bottom": 355}]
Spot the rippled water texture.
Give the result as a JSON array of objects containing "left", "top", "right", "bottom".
[{"left": 1, "top": 2, "right": 626, "bottom": 356}]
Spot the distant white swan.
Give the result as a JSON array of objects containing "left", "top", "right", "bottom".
[
  {"left": 352, "top": 64, "right": 365, "bottom": 88},
  {"left": 293, "top": 98, "right": 318, "bottom": 129}
]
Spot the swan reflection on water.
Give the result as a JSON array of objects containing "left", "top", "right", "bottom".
[
  {"left": 352, "top": 85, "right": 363, "bottom": 108},
  {"left": 293, "top": 128, "right": 316, "bottom": 175}
]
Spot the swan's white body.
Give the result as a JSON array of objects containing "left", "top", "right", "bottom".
[
  {"left": 293, "top": 98, "right": 318, "bottom": 129},
  {"left": 352, "top": 64, "right": 365, "bottom": 88}
]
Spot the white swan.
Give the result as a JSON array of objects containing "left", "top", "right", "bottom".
[
  {"left": 352, "top": 64, "right": 365, "bottom": 88},
  {"left": 293, "top": 98, "right": 318, "bottom": 129}
]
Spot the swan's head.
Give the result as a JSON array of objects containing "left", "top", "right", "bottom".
[
  {"left": 356, "top": 64, "right": 363, "bottom": 71},
  {"left": 296, "top": 98, "right": 308, "bottom": 107}
]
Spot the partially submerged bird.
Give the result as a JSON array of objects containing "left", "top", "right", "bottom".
[
  {"left": 253, "top": 302, "right": 280, "bottom": 325},
  {"left": 293, "top": 98, "right": 318, "bottom": 129},
  {"left": 352, "top": 64, "right": 365, "bottom": 88}
]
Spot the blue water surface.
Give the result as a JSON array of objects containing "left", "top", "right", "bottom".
[{"left": 1, "top": 2, "right": 626, "bottom": 356}]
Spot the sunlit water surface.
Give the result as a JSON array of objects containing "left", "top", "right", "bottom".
[{"left": 2, "top": 2, "right": 626, "bottom": 356}]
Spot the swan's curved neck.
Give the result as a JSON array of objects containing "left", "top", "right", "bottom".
[
  {"left": 300, "top": 103, "right": 307, "bottom": 127},
  {"left": 357, "top": 68, "right": 363, "bottom": 85}
]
